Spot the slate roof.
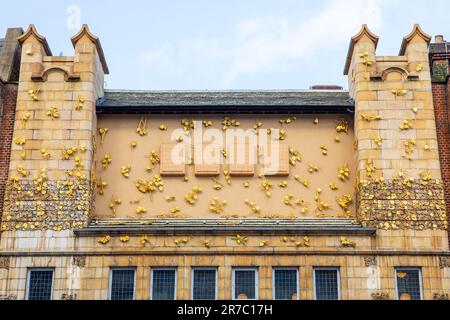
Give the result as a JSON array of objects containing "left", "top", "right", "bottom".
[{"left": 97, "top": 90, "right": 354, "bottom": 114}]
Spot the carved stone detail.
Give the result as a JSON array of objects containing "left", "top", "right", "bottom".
[
  {"left": 364, "top": 256, "right": 377, "bottom": 267},
  {"left": 73, "top": 256, "right": 86, "bottom": 268},
  {"left": 433, "top": 293, "right": 449, "bottom": 300},
  {"left": 0, "top": 294, "right": 17, "bottom": 300},
  {"left": 439, "top": 256, "right": 450, "bottom": 269},
  {"left": 0, "top": 257, "right": 10, "bottom": 269},
  {"left": 61, "top": 293, "right": 78, "bottom": 300},
  {"left": 371, "top": 292, "right": 390, "bottom": 300}
]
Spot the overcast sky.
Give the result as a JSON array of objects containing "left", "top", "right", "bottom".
[{"left": 1, "top": 0, "right": 450, "bottom": 90}]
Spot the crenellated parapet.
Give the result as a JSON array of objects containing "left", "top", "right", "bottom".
[
  {"left": 1, "top": 24, "right": 108, "bottom": 232},
  {"left": 346, "top": 24, "right": 447, "bottom": 231}
]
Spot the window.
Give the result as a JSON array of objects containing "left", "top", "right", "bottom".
[
  {"left": 26, "top": 269, "right": 54, "bottom": 300},
  {"left": 192, "top": 268, "right": 217, "bottom": 300},
  {"left": 232, "top": 268, "right": 258, "bottom": 300},
  {"left": 314, "top": 268, "right": 340, "bottom": 300},
  {"left": 109, "top": 268, "right": 136, "bottom": 300},
  {"left": 151, "top": 268, "right": 177, "bottom": 300},
  {"left": 273, "top": 268, "right": 298, "bottom": 300},
  {"left": 395, "top": 268, "right": 422, "bottom": 300}
]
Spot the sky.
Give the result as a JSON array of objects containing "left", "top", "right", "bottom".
[{"left": 1, "top": 0, "right": 450, "bottom": 90}]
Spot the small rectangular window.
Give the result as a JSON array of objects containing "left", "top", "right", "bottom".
[
  {"left": 151, "top": 268, "right": 177, "bottom": 300},
  {"left": 27, "top": 269, "right": 54, "bottom": 300},
  {"left": 192, "top": 268, "right": 217, "bottom": 300},
  {"left": 314, "top": 268, "right": 340, "bottom": 300},
  {"left": 395, "top": 268, "right": 422, "bottom": 300},
  {"left": 232, "top": 268, "right": 258, "bottom": 300},
  {"left": 110, "top": 268, "right": 135, "bottom": 300},
  {"left": 273, "top": 268, "right": 298, "bottom": 300}
]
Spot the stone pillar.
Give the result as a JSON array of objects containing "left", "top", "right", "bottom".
[{"left": 345, "top": 24, "right": 447, "bottom": 233}]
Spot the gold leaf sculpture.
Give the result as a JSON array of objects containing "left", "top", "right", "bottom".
[
  {"left": 21, "top": 112, "right": 31, "bottom": 124},
  {"left": 392, "top": 89, "right": 407, "bottom": 97},
  {"left": 202, "top": 240, "right": 212, "bottom": 248},
  {"left": 136, "top": 206, "right": 147, "bottom": 214},
  {"left": 108, "top": 196, "right": 122, "bottom": 214},
  {"left": 135, "top": 175, "right": 164, "bottom": 194},
  {"left": 337, "top": 194, "right": 353, "bottom": 215},
  {"left": 320, "top": 145, "right": 328, "bottom": 156},
  {"left": 120, "top": 166, "right": 131, "bottom": 178},
  {"left": 279, "top": 116, "right": 296, "bottom": 125},
  {"left": 374, "top": 135, "right": 383, "bottom": 147},
  {"left": 40, "top": 148, "right": 51, "bottom": 160},
  {"left": 402, "top": 139, "right": 416, "bottom": 160},
  {"left": 209, "top": 197, "right": 227, "bottom": 214},
  {"left": 232, "top": 234, "right": 248, "bottom": 245},
  {"left": 365, "top": 159, "right": 377, "bottom": 178},
  {"left": 159, "top": 124, "right": 168, "bottom": 131},
  {"left": 140, "top": 236, "right": 150, "bottom": 245},
  {"left": 75, "top": 96, "right": 85, "bottom": 110},
  {"left": 399, "top": 120, "right": 413, "bottom": 131},
  {"left": 97, "top": 235, "right": 111, "bottom": 245},
  {"left": 130, "top": 141, "right": 137, "bottom": 149},
  {"left": 14, "top": 137, "right": 26, "bottom": 146},
  {"left": 340, "top": 237, "right": 356, "bottom": 248},
  {"left": 329, "top": 183, "right": 338, "bottom": 191},
  {"left": 101, "top": 154, "right": 112, "bottom": 169},
  {"left": 96, "top": 178, "right": 108, "bottom": 195},
  {"left": 170, "top": 207, "right": 181, "bottom": 213},
  {"left": 278, "top": 181, "right": 288, "bottom": 188},
  {"left": 221, "top": 116, "right": 240, "bottom": 130},
  {"left": 289, "top": 148, "right": 302, "bottom": 166},
  {"left": 336, "top": 119, "right": 349, "bottom": 133},
  {"left": 165, "top": 195, "right": 176, "bottom": 202},
  {"left": 119, "top": 236, "right": 129, "bottom": 243},
  {"left": 98, "top": 128, "right": 109, "bottom": 144},
  {"left": 46, "top": 107, "right": 60, "bottom": 119},
  {"left": 136, "top": 117, "right": 147, "bottom": 136},
  {"left": 174, "top": 238, "right": 189, "bottom": 246},
  {"left": 244, "top": 199, "right": 260, "bottom": 214},
  {"left": 28, "top": 89, "right": 40, "bottom": 101},
  {"left": 261, "top": 179, "right": 273, "bottom": 197},
  {"left": 181, "top": 118, "right": 196, "bottom": 131},
  {"left": 16, "top": 165, "right": 28, "bottom": 178},
  {"left": 338, "top": 163, "right": 350, "bottom": 181},
  {"left": 145, "top": 150, "right": 160, "bottom": 172},
  {"left": 314, "top": 188, "right": 330, "bottom": 212},
  {"left": 203, "top": 120, "right": 213, "bottom": 127},
  {"left": 307, "top": 163, "right": 319, "bottom": 174},
  {"left": 62, "top": 146, "right": 78, "bottom": 160},
  {"left": 361, "top": 114, "right": 381, "bottom": 122},
  {"left": 185, "top": 186, "right": 202, "bottom": 205}
]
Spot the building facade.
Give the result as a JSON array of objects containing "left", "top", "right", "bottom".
[{"left": 0, "top": 24, "right": 449, "bottom": 300}]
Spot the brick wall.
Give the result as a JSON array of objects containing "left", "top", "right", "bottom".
[
  {"left": 432, "top": 80, "right": 450, "bottom": 248},
  {"left": 0, "top": 81, "right": 17, "bottom": 227}
]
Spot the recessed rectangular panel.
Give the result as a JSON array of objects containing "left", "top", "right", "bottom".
[{"left": 160, "top": 143, "right": 186, "bottom": 176}]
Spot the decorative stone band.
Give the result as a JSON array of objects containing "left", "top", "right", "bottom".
[
  {"left": 1, "top": 179, "right": 92, "bottom": 232},
  {"left": 356, "top": 180, "right": 448, "bottom": 230}
]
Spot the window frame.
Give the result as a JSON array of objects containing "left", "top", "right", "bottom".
[
  {"left": 191, "top": 267, "right": 218, "bottom": 300},
  {"left": 232, "top": 267, "right": 259, "bottom": 300},
  {"left": 150, "top": 267, "right": 178, "bottom": 300},
  {"left": 26, "top": 268, "right": 55, "bottom": 301},
  {"left": 108, "top": 267, "right": 136, "bottom": 300},
  {"left": 394, "top": 267, "right": 423, "bottom": 300},
  {"left": 313, "top": 267, "right": 341, "bottom": 300},
  {"left": 272, "top": 267, "right": 299, "bottom": 300}
]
